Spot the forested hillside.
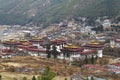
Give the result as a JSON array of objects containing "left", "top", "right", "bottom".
[{"left": 0, "top": 0, "right": 119, "bottom": 26}]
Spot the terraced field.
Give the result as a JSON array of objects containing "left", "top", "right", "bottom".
[{"left": 0, "top": 56, "right": 78, "bottom": 80}]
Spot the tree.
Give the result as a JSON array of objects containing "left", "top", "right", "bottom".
[
  {"left": 52, "top": 45, "right": 58, "bottom": 59},
  {"left": 40, "top": 66, "right": 56, "bottom": 80},
  {"left": 86, "top": 77, "right": 89, "bottom": 80},
  {"left": 62, "top": 48, "right": 70, "bottom": 59},
  {"left": 32, "top": 76, "right": 36, "bottom": 80},
  {"left": 44, "top": 66, "right": 50, "bottom": 75},
  {"left": 64, "top": 78, "right": 67, "bottom": 80},
  {"left": 63, "top": 50, "right": 66, "bottom": 59},
  {"left": 46, "top": 50, "right": 51, "bottom": 58},
  {"left": 84, "top": 55, "right": 88, "bottom": 64},
  {"left": 22, "top": 77, "right": 27, "bottom": 80},
  {"left": 46, "top": 43, "right": 51, "bottom": 58},
  {"left": 37, "top": 76, "right": 41, "bottom": 80},
  {"left": 95, "top": 55, "right": 98, "bottom": 60},
  {"left": 79, "top": 60, "right": 82, "bottom": 67},
  {"left": 91, "top": 55, "right": 94, "bottom": 64},
  {"left": 65, "top": 48, "right": 70, "bottom": 59},
  {"left": 91, "top": 76, "right": 94, "bottom": 80},
  {"left": 0, "top": 75, "right": 1, "bottom": 80},
  {"left": 52, "top": 45, "right": 57, "bottom": 51}
]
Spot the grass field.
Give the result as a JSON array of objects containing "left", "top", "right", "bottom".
[
  {"left": 0, "top": 56, "right": 76, "bottom": 80},
  {"left": 0, "top": 72, "right": 70, "bottom": 80},
  {"left": 0, "top": 72, "right": 33, "bottom": 80}
]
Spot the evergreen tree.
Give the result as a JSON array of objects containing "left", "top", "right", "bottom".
[
  {"left": 52, "top": 45, "right": 57, "bottom": 51},
  {"left": 91, "top": 55, "right": 94, "bottom": 64},
  {"left": 91, "top": 76, "right": 94, "bottom": 80},
  {"left": 52, "top": 45, "right": 58, "bottom": 59},
  {"left": 22, "top": 77, "right": 27, "bottom": 80},
  {"left": 86, "top": 77, "right": 89, "bottom": 80},
  {"left": 79, "top": 60, "right": 82, "bottom": 67},
  {"left": 63, "top": 50, "right": 66, "bottom": 59},
  {"left": 84, "top": 55, "right": 88, "bottom": 64},
  {"left": 64, "top": 78, "right": 67, "bottom": 80},
  {"left": 62, "top": 48, "right": 69, "bottom": 64},
  {"left": 46, "top": 50, "right": 51, "bottom": 58},
  {"left": 44, "top": 66, "right": 50, "bottom": 75},
  {"left": 32, "top": 76, "right": 36, "bottom": 80},
  {"left": 40, "top": 66, "right": 56, "bottom": 80},
  {"left": 65, "top": 48, "right": 70, "bottom": 58},
  {"left": 0, "top": 75, "right": 1, "bottom": 80},
  {"left": 46, "top": 43, "right": 51, "bottom": 58},
  {"left": 95, "top": 55, "right": 98, "bottom": 60},
  {"left": 37, "top": 76, "right": 41, "bottom": 80}
]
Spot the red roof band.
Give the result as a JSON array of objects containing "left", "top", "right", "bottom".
[
  {"left": 82, "top": 64, "right": 105, "bottom": 69},
  {"left": 60, "top": 48, "right": 83, "bottom": 52},
  {"left": 0, "top": 49, "right": 13, "bottom": 55},
  {"left": 26, "top": 48, "right": 46, "bottom": 53},
  {"left": 50, "top": 40, "right": 66, "bottom": 45},
  {"left": 80, "top": 50, "right": 97, "bottom": 55},
  {"left": 115, "top": 39, "right": 120, "bottom": 42},
  {"left": 83, "top": 44, "right": 103, "bottom": 48},
  {"left": 29, "top": 39, "right": 44, "bottom": 42},
  {"left": 2, "top": 42, "right": 20, "bottom": 45},
  {"left": 17, "top": 45, "right": 46, "bottom": 53}
]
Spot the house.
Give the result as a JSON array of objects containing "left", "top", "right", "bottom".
[
  {"left": 107, "top": 63, "right": 120, "bottom": 74},
  {"left": 82, "top": 40, "right": 104, "bottom": 58},
  {"left": 60, "top": 44, "right": 83, "bottom": 61},
  {"left": 0, "top": 53, "right": 12, "bottom": 58},
  {"left": 29, "top": 37, "right": 44, "bottom": 49},
  {"left": 102, "top": 19, "right": 111, "bottom": 29},
  {"left": 27, "top": 48, "right": 46, "bottom": 57},
  {"left": 80, "top": 49, "right": 97, "bottom": 59},
  {"left": 82, "top": 64, "right": 105, "bottom": 70},
  {"left": 110, "top": 38, "right": 120, "bottom": 47},
  {"left": 0, "top": 49, "right": 13, "bottom": 58},
  {"left": 115, "top": 39, "right": 120, "bottom": 47},
  {"left": 39, "top": 31, "right": 47, "bottom": 38}
]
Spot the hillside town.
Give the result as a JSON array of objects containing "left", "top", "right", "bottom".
[{"left": 0, "top": 16, "right": 120, "bottom": 80}]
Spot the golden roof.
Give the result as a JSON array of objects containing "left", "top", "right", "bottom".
[
  {"left": 19, "top": 38, "right": 27, "bottom": 42},
  {"left": 88, "top": 40, "right": 100, "bottom": 45},
  {"left": 22, "top": 42, "right": 31, "bottom": 46},
  {"left": 56, "top": 36, "right": 65, "bottom": 40},
  {"left": 64, "top": 43, "right": 78, "bottom": 48},
  {"left": 32, "top": 36, "right": 41, "bottom": 40},
  {"left": 6, "top": 39, "right": 17, "bottom": 42}
]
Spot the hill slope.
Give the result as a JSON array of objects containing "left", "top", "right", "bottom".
[{"left": 0, "top": 0, "right": 120, "bottom": 26}]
